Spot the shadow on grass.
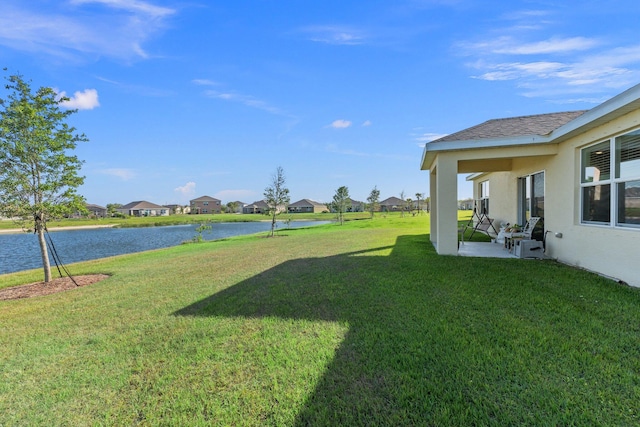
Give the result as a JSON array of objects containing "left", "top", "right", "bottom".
[
  {"left": 175, "top": 234, "right": 450, "bottom": 424},
  {"left": 173, "top": 232, "right": 640, "bottom": 425}
]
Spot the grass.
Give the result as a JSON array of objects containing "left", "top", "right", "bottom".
[
  {"left": 0, "top": 211, "right": 348, "bottom": 230},
  {"left": 2, "top": 214, "right": 640, "bottom": 425}
]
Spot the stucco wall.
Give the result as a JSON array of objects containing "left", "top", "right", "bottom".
[{"left": 473, "top": 110, "right": 640, "bottom": 287}]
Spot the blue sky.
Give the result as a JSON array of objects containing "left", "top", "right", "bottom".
[{"left": 2, "top": 0, "right": 640, "bottom": 207}]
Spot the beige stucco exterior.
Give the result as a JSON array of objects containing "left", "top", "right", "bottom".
[{"left": 422, "top": 85, "right": 640, "bottom": 288}]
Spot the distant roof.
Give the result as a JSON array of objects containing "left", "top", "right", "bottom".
[
  {"left": 289, "top": 198, "right": 325, "bottom": 207},
  {"left": 433, "top": 111, "right": 587, "bottom": 143},
  {"left": 380, "top": 196, "right": 405, "bottom": 205},
  {"left": 190, "top": 195, "right": 220, "bottom": 202},
  {"left": 86, "top": 203, "right": 106, "bottom": 210},
  {"left": 120, "top": 200, "right": 165, "bottom": 209},
  {"left": 247, "top": 200, "right": 269, "bottom": 207}
]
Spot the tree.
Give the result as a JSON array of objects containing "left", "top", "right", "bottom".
[
  {"left": 331, "top": 186, "right": 350, "bottom": 225},
  {"left": 366, "top": 186, "right": 380, "bottom": 219},
  {"left": 264, "top": 166, "right": 290, "bottom": 237},
  {"left": 107, "top": 203, "right": 122, "bottom": 217},
  {"left": 226, "top": 201, "right": 239, "bottom": 214},
  {"left": 0, "top": 73, "right": 87, "bottom": 282},
  {"left": 406, "top": 197, "right": 414, "bottom": 215},
  {"left": 415, "top": 193, "right": 423, "bottom": 214},
  {"left": 399, "top": 191, "right": 406, "bottom": 218}
]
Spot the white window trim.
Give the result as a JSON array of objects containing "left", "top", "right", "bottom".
[{"left": 580, "top": 127, "right": 640, "bottom": 230}]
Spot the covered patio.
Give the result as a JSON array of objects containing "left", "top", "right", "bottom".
[
  {"left": 457, "top": 241, "right": 517, "bottom": 258},
  {"left": 420, "top": 111, "right": 587, "bottom": 257}
]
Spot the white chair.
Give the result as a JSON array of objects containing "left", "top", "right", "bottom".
[{"left": 504, "top": 217, "right": 540, "bottom": 252}]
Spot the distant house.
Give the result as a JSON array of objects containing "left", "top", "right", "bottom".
[
  {"left": 86, "top": 203, "right": 107, "bottom": 218},
  {"left": 164, "top": 204, "right": 186, "bottom": 214},
  {"left": 288, "top": 199, "right": 326, "bottom": 214},
  {"left": 243, "top": 200, "right": 269, "bottom": 214},
  {"left": 190, "top": 196, "right": 221, "bottom": 214},
  {"left": 117, "top": 201, "right": 169, "bottom": 217},
  {"left": 379, "top": 197, "right": 406, "bottom": 212},
  {"left": 459, "top": 198, "right": 474, "bottom": 210},
  {"left": 226, "top": 201, "right": 246, "bottom": 214},
  {"left": 243, "top": 200, "right": 287, "bottom": 214},
  {"left": 347, "top": 198, "right": 365, "bottom": 212}
]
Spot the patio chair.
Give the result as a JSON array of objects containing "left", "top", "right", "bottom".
[{"left": 504, "top": 217, "right": 540, "bottom": 252}]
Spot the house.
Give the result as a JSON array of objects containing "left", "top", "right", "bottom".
[
  {"left": 421, "top": 83, "right": 640, "bottom": 288},
  {"left": 164, "top": 204, "right": 186, "bottom": 214},
  {"left": 86, "top": 204, "right": 107, "bottom": 218},
  {"left": 379, "top": 196, "right": 407, "bottom": 212},
  {"left": 243, "top": 200, "right": 269, "bottom": 214},
  {"left": 117, "top": 201, "right": 169, "bottom": 217},
  {"left": 190, "top": 196, "right": 221, "bottom": 214},
  {"left": 347, "top": 198, "right": 365, "bottom": 212},
  {"left": 288, "top": 199, "right": 326, "bottom": 214},
  {"left": 226, "top": 201, "right": 246, "bottom": 214}
]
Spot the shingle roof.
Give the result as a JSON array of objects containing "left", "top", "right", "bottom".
[
  {"left": 433, "top": 111, "right": 588, "bottom": 143},
  {"left": 289, "top": 199, "right": 324, "bottom": 207},
  {"left": 120, "top": 200, "right": 165, "bottom": 209},
  {"left": 190, "top": 195, "right": 221, "bottom": 202},
  {"left": 380, "top": 196, "right": 405, "bottom": 205}
]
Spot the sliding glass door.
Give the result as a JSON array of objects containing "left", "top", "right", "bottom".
[{"left": 518, "top": 171, "right": 545, "bottom": 224}]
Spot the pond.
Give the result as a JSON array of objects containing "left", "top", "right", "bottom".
[{"left": 0, "top": 221, "right": 330, "bottom": 275}]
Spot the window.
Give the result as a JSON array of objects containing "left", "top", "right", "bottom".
[
  {"left": 518, "top": 172, "right": 544, "bottom": 225},
  {"left": 479, "top": 180, "right": 489, "bottom": 215},
  {"left": 581, "top": 129, "right": 640, "bottom": 228}
]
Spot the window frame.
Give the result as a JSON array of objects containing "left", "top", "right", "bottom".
[
  {"left": 517, "top": 170, "right": 545, "bottom": 226},
  {"left": 580, "top": 128, "right": 640, "bottom": 229},
  {"left": 479, "top": 180, "right": 490, "bottom": 215}
]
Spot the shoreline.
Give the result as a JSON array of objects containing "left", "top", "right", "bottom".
[{"left": 0, "top": 224, "right": 118, "bottom": 235}]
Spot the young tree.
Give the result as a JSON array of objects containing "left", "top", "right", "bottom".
[
  {"left": 399, "top": 190, "right": 406, "bottom": 218},
  {"left": 415, "top": 192, "right": 423, "bottom": 214},
  {"left": 264, "top": 166, "right": 290, "bottom": 237},
  {"left": 406, "top": 197, "right": 414, "bottom": 215},
  {"left": 366, "top": 186, "right": 380, "bottom": 219},
  {"left": 331, "top": 186, "right": 350, "bottom": 225},
  {"left": 0, "top": 73, "right": 87, "bottom": 282},
  {"left": 226, "top": 201, "right": 239, "bottom": 214},
  {"left": 107, "top": 203, "right": 122, "bottom": 217}
]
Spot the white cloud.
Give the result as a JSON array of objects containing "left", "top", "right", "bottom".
[
  {"left": 462, "top": 36, "right": 599, "bottom": 56},
  {"left": 299, "top": 25, "right": 367, "bottom": 45},
  {"left": 99, "top": 168, "right": 136, "bottom": 180},
  {"left": 59, "top": 89, "right": 100, "bottom": 110},
  {"left": 192, "top": 79, "right": 220, "bottom": 86},
  {"left": 204, "top": 90, "right": 284, "bottom": 115},
  {"left": 362, "top": 120, "right": 372, "bottom": 127},
  {"left": 174, "top": 182, "right": 196, "bottom": 198},
  {"left": 328, "top": 119, "right": 352, "bottom": 129},
  {"left": 0, "top": 0, "right": 176, "bottom": 61},
  {"left": 69, "top": 0, "right": 174, "bottom": 18},
  {"left": 497, "top": 37, "right": 598, "bottom": 55},
  {"left": 415, "top": 133, "right": 449, "bottom": 142}
]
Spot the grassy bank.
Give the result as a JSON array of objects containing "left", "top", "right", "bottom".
[
  {"left": 0, "top": 211, "right": 352, "bottom": 231},
  {"left": 1, "top": 215, "right": 639, "bottom": 425}
]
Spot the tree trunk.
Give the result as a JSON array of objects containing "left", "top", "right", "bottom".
[
  {"left": 270, "top": 213, "right": 276, "bottom": 237},
  {"left": 36, "top": 221, "right": 52, "bottom": 283}
]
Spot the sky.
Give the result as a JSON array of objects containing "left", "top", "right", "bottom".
[{"left": 2, "top": 0, "right": 640, "bottom": 207}]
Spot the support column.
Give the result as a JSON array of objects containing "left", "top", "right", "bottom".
[
  {"left": 435, "top": 154, "right": 459, "bottom": 255},
  {"left": 429, "top": 167, "right": 438, "bottom": 245}
]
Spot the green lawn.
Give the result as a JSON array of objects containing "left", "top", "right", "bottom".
[{"left": 1, "top": 214, "right": 639, "bottom": 425}]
